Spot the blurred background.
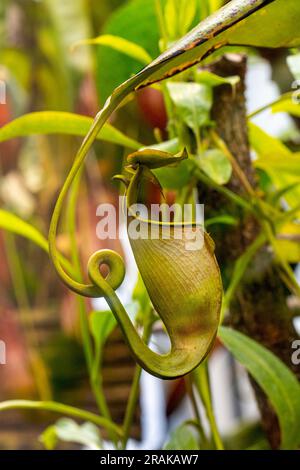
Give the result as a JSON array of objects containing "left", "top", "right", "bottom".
[{"left": 0, "top": 0, "right": 299, "bottom": 450}]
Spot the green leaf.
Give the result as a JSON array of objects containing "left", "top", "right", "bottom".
[
  {"left": 249, "top": 123, "right": 300, "bottom": 208},
  {"left": 90, "top": 311, "right": 117, "bottom": 349},
  {"left": 39, "top": 426, "right": 58, "bottom": 450},
  {"left": 167, "top": 82, "right": 212, "bottom": 131},
  {"left": 73, "top": 34, "right": 152, "bottom": 65},
  {"left": 219, "top": 326, "right": 300, "bottom": 450},
  {"left": 198, "top": 149, "right": 232, "bottom": 185},
  {"left": 154, "top": 159, "right": 193, "bottom": 189},
  {"left": 40, "top": 418, "right": 102, "bottom": 450},
  {"left": 196, "top": 71, "right": 240, "bottom": 88},
  {"left": 0, "top": 112, "right": 142, "bottom": 150},
  {"left": 0, "top": 209, "right": 74, "bottom": 275},
  {"left": 164, "top": 423, "right": 199, "bottom": 450},
  {"left": 0, "top": 210, "right": 48, "bottom": 253}
]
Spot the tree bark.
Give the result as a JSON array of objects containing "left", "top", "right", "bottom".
[{"left": 198, "top": 54, "right": 300, "bottom": 449}]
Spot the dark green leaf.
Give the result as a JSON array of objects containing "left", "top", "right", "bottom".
[
  {"left": 219, "top": 326, "right": 300, "bottom": 450},
  {"left": 198, "top": 149, "right": 232, "bottom": 185},
  {"left": 167, "top": 82, "right": 212, "bottom": 131}
]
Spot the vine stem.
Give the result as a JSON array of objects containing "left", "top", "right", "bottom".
[
  {"left": 0, "top": 400, "right": 123, "bottom": 437},
  {"left": 247, "top": 91, "right": 293, "bottom": 118}
]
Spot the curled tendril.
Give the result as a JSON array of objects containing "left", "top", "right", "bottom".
[{"left": 87, "top": 250, "right": 126, "bottom": 295}]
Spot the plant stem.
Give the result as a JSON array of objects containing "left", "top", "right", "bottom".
[
  {"left": 222, "top": 232, "right": 267, "bottom": 319},
  {"left": 247, "top": 92, "right": 293, "bottom": 119},
  {"left": 0, "top": 400, "right": 123, "bottom": 436},
  {"left": 122, "top": 315, "right": 154, "bottom": 449},
  {"left": 193, "top": 362, "right": 224, "bottom": 450},
  {"left": 185, "top": 374, "right": 207, "bottom": 446}
]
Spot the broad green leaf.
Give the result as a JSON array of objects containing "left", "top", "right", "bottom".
[
  {"left": 0, "top": 209, "right": 48, "bottom": 253},
  {"left": 0, "top": 112, "right": 142, "bottom": 150},
  {"left": 196, "top": 71, "right": 240, "bottom": 88},
  {"left": 154, "top": 159, "right": 193, "bottom": 189},
  {"left": 167, "top": 82, "right": 212, "bottom": 131},
  {"left": 287, "top": 53, "right": 300, "bottom": 81},
  {"left": 89, "top": 311, "right": 117, "bottom": 349},
  {"left": 0, "top": 209, "right": 73, "bottom": 275},
  {"left": 40, "top": 418, "right": 102, "bottom": 450},
  {"left": 249, "top": 123, "right": 300, "bottom": 210},
  {"left": 164, "top": 423, "right": 199, "bottom": 450},
  {"left": 249, "top": 122, "right": 292, "bottom": 162},
  {"left": 219, "top": 326, "right": 300, "bottom": 450},
  {"left": 208, "top": 0, "right": 224, "bottom": 13},
  {"left": 198, "top": 149, "right": 232, "bottom": 185},
  {"left": 272, "top": 99, "right": 300, "bottom": 117},
  {"left": 73, "top": 35, "right": 152, "bottom": 65}
]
